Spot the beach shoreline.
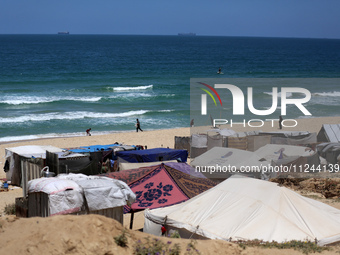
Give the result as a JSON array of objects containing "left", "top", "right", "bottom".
[
  {"left": 1, "top": 116, "right": 340, "bottom": 170},
  {"left": 1, "top": 116, "right": 339, "bottom": 147},
  {"left": 0, "top": 127, "right": 191, "bottom": 179},
  {"left": 1, "top": 116, "right": 339, "bottom": 212}
]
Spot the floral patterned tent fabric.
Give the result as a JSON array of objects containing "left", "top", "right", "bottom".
[
  {"left": 103, "top": 165, "right": 157, "bottom": 185},
  {"left": 103, "top": 164, "right": 216, "bottom": 212}
]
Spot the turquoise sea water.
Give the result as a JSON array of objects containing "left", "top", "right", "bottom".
[{"left": 0, "top": 35, "right": 340, "bottom": 142}]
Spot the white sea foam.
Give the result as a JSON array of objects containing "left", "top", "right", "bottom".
[
  {"left": 158, "top": 110, "right": 173, "bottom": 112},
  {"left": 0, "top": 96, "right": 102, "bottom": 105},
  {"left": 0, "top": 133, "right": 80, "bottom": 143},
  {"left": 263, "top": 92, "right": 293, "bottom": 97},
  {"left": 0, "top": 110, "right": 149, "bottom": 123},
  {"left": 108, "top": 93, "right": 175, "bottom": 100},
  {"left": 313, "top": 91, "right": 340, "bottom": 97},
  {"left": 112, "top": 84, "right": 153, "bottom": 91}
]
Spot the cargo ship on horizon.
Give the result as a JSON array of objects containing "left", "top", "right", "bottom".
[
  {"left": 178, "top": 32, "right": 196, "bottom": 36},
  {"left": 58, "top": 31, "right": 69, "bottom": 35}
]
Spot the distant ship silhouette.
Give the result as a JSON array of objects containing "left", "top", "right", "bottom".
[{"left": 178, "top": 33, "right": 196, "bottom": 36}]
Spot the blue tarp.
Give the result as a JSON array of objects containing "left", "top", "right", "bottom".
[
  {"left": 117, "top": 148, "right": 188, "bottom": 163},
  {"left": 67, "top": 144, "right": 123, "bottom": 153}
]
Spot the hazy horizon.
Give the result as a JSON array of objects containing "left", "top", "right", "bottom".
[{"left": 1, "top": 1, "right": 340, "bottom": 39}]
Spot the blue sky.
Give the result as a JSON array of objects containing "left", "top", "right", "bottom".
[{"left": 1, "top": 0, "right": 340, "bottom": 38}]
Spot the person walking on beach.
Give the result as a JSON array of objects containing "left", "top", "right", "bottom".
[
  {"left": 86, "top": 128, "right": 92, "bottom": 136},
  {"left": 279, "top": 116, "right": 283, "bottom": 129},
  {"left": 136, "top": 119, "right": 143, "bottom": 132}
]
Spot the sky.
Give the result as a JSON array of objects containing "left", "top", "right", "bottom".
[{"left": 1, "top": 0, "right": 340, "bottom": 38}]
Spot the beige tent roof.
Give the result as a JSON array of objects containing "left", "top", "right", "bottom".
[
  {"left": 190, "top": 147, "right": 268, "bottom": 179},
  {"left": 254, "top": 144, "right": 316, "bottom": 162},
  {"left": 145, "top": 175, "right": 340, "bottom": 246}
]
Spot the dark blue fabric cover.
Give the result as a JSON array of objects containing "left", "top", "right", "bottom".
[{"left": 117, "top": 148, "right": 188, "bottom": 163}]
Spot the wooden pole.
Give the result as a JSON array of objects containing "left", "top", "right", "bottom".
[{"left": 129, "top": 211, "right": 135, "bottom": 229}]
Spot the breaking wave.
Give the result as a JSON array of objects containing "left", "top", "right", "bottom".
[
  {"left": 263, "top": 91, "right": 293, "bottom": 97},
  {"left": 0, "top": 109, "right": 173, "bottom": 124},
  {"left": 0, "top": 110, "right": 149, "bottom": 123},
  {"left": 112, "top": 85, "right": 153, "bottom": 91},
  {"left": 0, "top": 96, "right": 102, "bottom": 105},
  {"left": 313, "top": 91, "right": 340, "bottom": 97}
]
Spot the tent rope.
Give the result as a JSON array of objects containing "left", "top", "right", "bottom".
[{"left": 188, "top": 225, "right": 199, "bottom": 239}]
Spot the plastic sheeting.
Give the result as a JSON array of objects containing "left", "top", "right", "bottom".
[
  {"left": 28, "top": 177, "right": 84, "bottom": 216},
  {"left": 317, "top": 142, "right": 340, "bottom": 164},
  {"left": 58, "top": 174, "right": 136, "bottom": 210},
  {"left": 144, "top": 175, "right": 340, "bottom": 246},
  {"left": 28, "top": 174, "right": 136, "bottom": 216}
]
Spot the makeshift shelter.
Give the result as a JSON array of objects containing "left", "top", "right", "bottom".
[
  {"left": 259, "top": 131, "right": 317, "bottom": 146},
  {"left": 4, "top": 145, "right": 88, "bottom": 193},
  {"left": 174, "top": 136, "right": 191, "bottom": 156},
  {"left": 68, "top": 144, "right": 136, "bottom": 154},
  {"left": 190, "top": 134, "right": 208, "bottom": 158},
  {"left": 119, "top": 160, "right": 177, "bottom": 171},
  {"left": 27, "top": 177, "right": 84, "bottom": 217},
  {"left": 116, "top": 148, "right": 188, "bottom": 163},
  {"left": 103, "top": 164, "right": 216, "bottom": 215},
  {"left": 317, "top": 143, "right": 340, "bottom": 164},
  {"left": 255, "top": 144, "right": 320, "bottom": 167},
  {"left": 190, "top": 147, "right": 269, "bottom": 181},
  {"left": 27, "top": 174, "right": 135, "bottom": 223},
  {"left": 67, "top": 143, "right": 136, "bottom": 173},
  {"left": 317, "top": 124, "right": 340, "bottom": 143},
  {"left": 144, "top": 175, "right": 340, "bottom": 246}
]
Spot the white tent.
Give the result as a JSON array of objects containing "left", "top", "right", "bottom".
[
  {"left": 190, "top": 147, "right": 268, "bottom": 180},
  {"left": 144, "top": 175, "right": 340, "bottom": 246}
]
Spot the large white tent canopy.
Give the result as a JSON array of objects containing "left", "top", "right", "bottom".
[{"left": 145, "top": 175, "right": 340, "bottom": 246}]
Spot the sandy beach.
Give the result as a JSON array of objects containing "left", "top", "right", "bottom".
[{"left": 0, "top": 117, "right": 340, "bottom": 254}]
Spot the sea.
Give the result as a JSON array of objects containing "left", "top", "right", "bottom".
[{"left": 1, "top": 34, "right": 340, "bottom": 142}]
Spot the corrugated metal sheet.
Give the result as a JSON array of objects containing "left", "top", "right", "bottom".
[
  {"left": 323, "top": 124, "right": 340, "bottom": 143},
  {"left": 28, "top": 192, "right": 50, "bottom": 217},
  {"left": 90, "top": 207, "right": 124, "bottom": 224},
  {"left": 22, "top": 161, "right": 42, "bottom": 197},
  {"left": 27, "top": 192, "right": 124, "bottom": 223}
]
